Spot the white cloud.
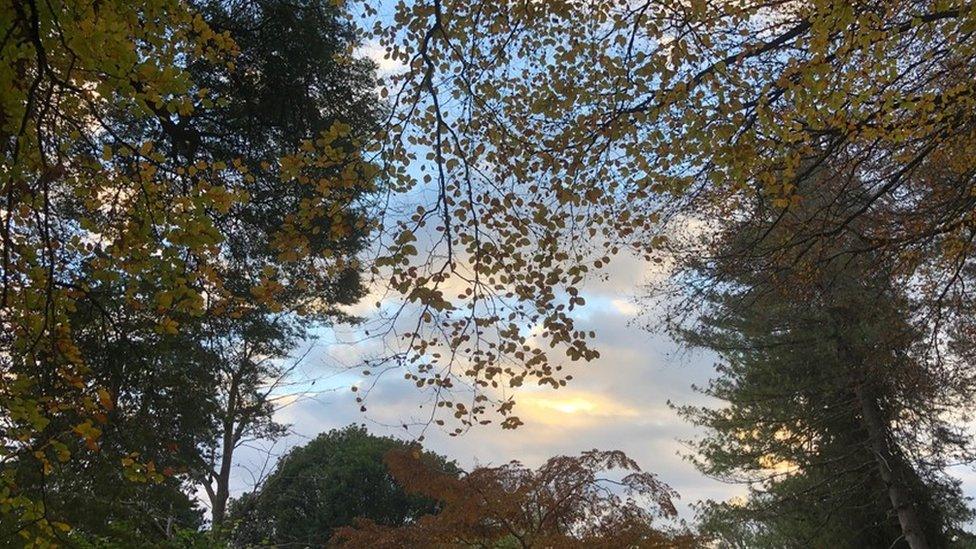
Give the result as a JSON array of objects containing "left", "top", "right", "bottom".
[
  {"left": 611, "top": 298, "right": 640, "bottom": 316},
  {"left": 223, "top": 252, "right": 743, "bottom": 521},
  {"left": 355, "top": 40, "right": 407, "bottom": 77}
]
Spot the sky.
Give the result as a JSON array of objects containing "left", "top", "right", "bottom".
[
  {"left": 223, "top": 250, "right": 744, "bottom": 521},
  {"left": 213, "top": 32, "right": 976, "bottom": 527},
  {"left": 222, "top": 246, "right": 976, "bottom": 524}
]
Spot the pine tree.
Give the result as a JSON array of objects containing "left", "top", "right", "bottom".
[{"left": 674, "top": 176, "right": 975, "bottom": 547}]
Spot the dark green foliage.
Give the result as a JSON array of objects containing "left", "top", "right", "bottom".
[
  {"left": 188, "top": 0, "right": 379, "bottom": 292},
  {"left": 70, "top": 525, "right": 226, "bottom": 549},
  {"left": 3, "top": 275, "right": 216, "bottom": 543},
  {"left": 679, "top": 280, "right": 951, "bottom": 546},
  {"left": 185, "top": 0, "right": 380, "bottom": 526},
  {"left": 683, "top": 286, "right": 974, "bottom": 546},
  {"left": 673, "top": 174, "right": 975, "bottom": 547},
  {"left": 228, "top": 426, "right": 457, "bottom": 547}
]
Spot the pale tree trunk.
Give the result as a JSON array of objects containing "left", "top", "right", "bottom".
[
  {"left": 855, "top": 383, "right": 930, "bottom": 549},
  {"left": 834, "top": 319, "right": 930, "bottom": 549}
]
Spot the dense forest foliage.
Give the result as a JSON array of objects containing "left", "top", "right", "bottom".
[{"left": 4, "top": 0, "right": 976, "bottom": 547}]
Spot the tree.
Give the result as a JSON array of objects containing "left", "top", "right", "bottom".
[
  {"left": 678, "top": 275, "right": 973, "bottom": 547},
  {"left": 228, "top": 425, "right": 456, "bottom": 546},
  {"left": 1, "top": 0, "right": 236, "bottom": 540},
  {"left": 199, "top": 310, "right": 297, "bottom": 531},
  {"left": 356, "top": 6, "right": 976, "bottom": 542},
  {"left": 181, "top": 0, "right": 378, "bottom": 528},
  {"left": 669, "top": 172, "right": 975, "bottom": 547},
  {"left": 333, "top": 448, "right": 693, "bottom": 549},
  {"left": 9, "top": 275, "right": 218, "bottom": 543},
  {"left": 9, "top": 0, "right": 976, "bottom": 539},
  {"left": 1, "top": 0, "right": 378, "bottom": 541}
]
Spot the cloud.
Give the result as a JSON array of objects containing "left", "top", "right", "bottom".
[
  {"left": 516, "top": 390, "right": 644, "bottom": 427},
  {"left": 228, "top": 239, "right": 976, "bottom": 525},
  {"left": 220, "top": 250, "right": 744, "bottom": 521},
  {"left": 355, "top": 40, "right": 407, "bottom": 76},
  {"left": 611, "top": 298, "right": 640, "bottom": 317}
]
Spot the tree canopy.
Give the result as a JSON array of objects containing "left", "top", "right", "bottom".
[
  {"left": 228, "top": 425, "right": 457, "bottom": 547},
  {"left": 1, "top": 0, "right": 377, "bottom": 542},
  {"left": 675, "top": 210, "right": 973, "bottom": 545},
  {"left": 183, "top": 0, "right": 379, "bottom": 528},
  {"left": 356, "top": 0, "right": 976, "bottom": 433},
  {"left": 333, "top": 447, "right": 693, "bottom": 548}
]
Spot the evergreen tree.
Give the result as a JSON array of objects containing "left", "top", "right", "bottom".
[
  {"left": 186, "top": 0, "right": 378, "bottom": 527},
  {"left": 680, "top": 275, "right": 972, "bottom": 546},
  {"left": 674, "top": 174, "right": 975, "bottom": 547}
]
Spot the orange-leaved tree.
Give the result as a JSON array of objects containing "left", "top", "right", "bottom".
[{"left": 333, "top": 448, "right": 695, "bottom": 548}]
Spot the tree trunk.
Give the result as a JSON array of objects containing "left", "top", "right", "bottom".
[
  {"left": 832, "top": 309, "right": 930, "bottom": 549},
  {"left": 855, "top": 383, "right": 930, "bottom": 549},
  {"left": 209, "top": 372, "right": 240, "bottom": 528}
]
